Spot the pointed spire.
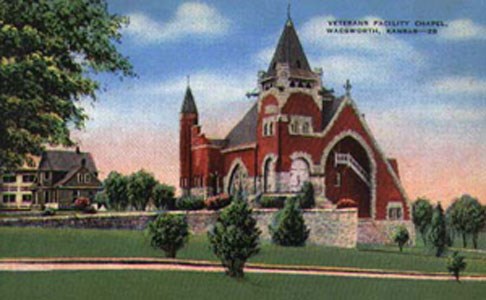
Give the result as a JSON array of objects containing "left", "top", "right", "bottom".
[
  {"left": 180, "top": 79, "right": 198, "bottom": 114},
  {"left": 267, "top": 13, "right": 311, "bottom": 76}
]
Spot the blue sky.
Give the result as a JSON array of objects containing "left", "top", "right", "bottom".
[{"left": 75, "top": 0, "right": 486, "bottom": 204}]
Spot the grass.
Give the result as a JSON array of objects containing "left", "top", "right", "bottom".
[
  {"left": 1, "top": 227, "right": 486, "bottom": 274},
  {"left": 0, "top": 270, "right": 484, "bottom": 300}
]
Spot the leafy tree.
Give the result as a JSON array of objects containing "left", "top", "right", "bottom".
[
  {"left": 127, "top": 170, "right": 158, "bottom": 211},
  {"left": 103, "top": 171, "right": 129, "bottom": 210},
  {"left": 393, "top": 226, "right": 410, "bottom": 252},
  {"left": 153, "top": 183, "right": 175, "bottom": 210},
  {"left": 412, "top": 198, "right": 433, "bottom": 245},
  {"left": 0, "top": 0, "right": 134, "bottom": 171},
  {"left": 270, "top": 198, "right": 310, "bottom": 246},
  {"left": 447, "top": 195, "right": 485, "bottom": 249},
  {"left": 148, "top": 213, "right": 189, "bottom": 258},
  {"left": 447, "top": 251, "right": 466, "bottom": 282},
  {"left": 208, "top": 195, "right": 261, "bottom": 278},
  {"left": 428, "top": 203, "right": 448, "bottom": 257},
  {"left": 299, "top": 182, "right": 315, "bottom": 209}
]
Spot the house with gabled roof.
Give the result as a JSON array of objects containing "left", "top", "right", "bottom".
[{"left": 32, "top": 147, "right": 102, "bottom": 209}]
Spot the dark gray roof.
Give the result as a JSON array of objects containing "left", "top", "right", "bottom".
[
  {"left": 321, "top": 97, "right": 344, "bottom": 130},
  {"left": 225, "top": 102, "right": 258, "bottom": 148},
  {"left": 267, "top": 19, "right": 312, "bottom": 76},
  {"left": 39, "top": 150, "right": 98, "bottom": 173},
  {"left": 180, "top": 86, "right": 198, "bottom": 114}
]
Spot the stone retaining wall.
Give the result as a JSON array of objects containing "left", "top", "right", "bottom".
[
  {"left": 0, "top": 208, "right": 358, "bottom": 248},
  {"left": 358, "top": 219, "right": 416, "bottom": 245}
]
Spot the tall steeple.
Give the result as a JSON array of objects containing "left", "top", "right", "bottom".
[
  {"left": 180, "top": 85, "right": 198, "bottom": 114},
  {"left": 266, "top": 13, "right": 312, "bottom": 76}
]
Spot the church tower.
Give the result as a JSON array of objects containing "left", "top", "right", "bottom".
[{"left": 179, "top": 85, "right": 198, "bottom": 196}]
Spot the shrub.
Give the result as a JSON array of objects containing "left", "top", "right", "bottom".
[
  {"left": 175, "top": 196, "right": 205, "bottom": 210},
  {"left": 208, "top": 195, "right": 261, "bottom": 278},
  {"left": 153, "top": 184, "right": 176, "bottom": 210},
  {"left": 270, "top": 198, "right": 310, "bottom": 246},
  {"left": 74, "top": 197, "right": 90, "bottom": 210},
  {"left": 299, "top": 182, "right": 315, "bottom": 209},
  {"left": 447, "top": 251, "right": 466, "bottom": 282},
  {"left": 393, "top": 226, "right": 410, "bottom": 252},
  {"left": 83, "top": 206, "right": 97, "bottom": 214},
  {"left": 205, "top": 194, "right": 231, "bottom": 210},
  {"left": 42, "top": 207, "right": 56, "bottom": 216},
  {"left": 148, "top": 213, "right": 189, "bottom": 258},
  {"left": 336, "top": 198, "right": 358, "bottom": 209},
  {"left": 259, "top": 196, "right": 286, "bottom": 208}
]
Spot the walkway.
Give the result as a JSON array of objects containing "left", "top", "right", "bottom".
[{"left": 1, "top": 257, "right": 485, "bottom": 282}]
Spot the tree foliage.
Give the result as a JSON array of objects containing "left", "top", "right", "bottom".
[
  {"left": 208, "top": 195, "right": 261, "bottom": 278},
  {"left": 270, "top": 198, "right": 310, "bottom": 247},
  {"left": 127, "top": 169, "right": 157, "bottom": 211},
  {"left": 447, "top": 251, "right": 466, "bottom": 282},
  {"left": 447, "top": 195, "right": 485, "bottom": 249},
  {"left": 393, "top": 226, "right": 410, "bottom": 252},
  {"left": 0, "top": 0, "right": 134, "bottom": 171},
  {"left": 298, "top": 181, "right": 315, "bottom": 209},
  {"left": 148, "top": 213, "right": 189, "bottom": 258},
  {"left": 412, "top": 198, "right": 433, "bottom": 245},
  {"left": 103, "top": 171, "right": 129, "bottom": 210},
  {"left": 152, "top": 183, "right": 175, "bottom": 210},
  {"left": 428, "top": 203, "right": 448, "bottom": 257}
]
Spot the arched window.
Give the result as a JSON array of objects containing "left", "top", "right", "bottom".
[
  {"left": 228, "top": 164, "right": 248, "bottom": 196},
  {"left": 269, "top": 122, "right": 274, "bottom": 135},
  {"left": 289, "top": 158, "right": 310, "bottom": 192},
  {"left": 263, "top": 158, "right": 275, "bottom": 193}
]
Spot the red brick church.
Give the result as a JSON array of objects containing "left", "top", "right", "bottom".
[{"left": 179, "top": 16, "right": 410, "bottom": 222}]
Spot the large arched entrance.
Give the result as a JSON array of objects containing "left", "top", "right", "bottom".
[
  {"left": 289, "top": 158, "right": 310, "bottom": 192},
  {"left": 227, "top": 163, "right": 248, "bottom": 196},
  {"left": 322, "top": 134, "right": 374, "bottom": 218}
]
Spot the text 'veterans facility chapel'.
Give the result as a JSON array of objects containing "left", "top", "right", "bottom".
[{"left": 179, "top": 16, "right": 411, "bottom": 223}]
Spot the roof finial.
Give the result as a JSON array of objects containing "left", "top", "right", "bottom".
[
  {"left": 344, "top": 79, "right": 352, "bottom": 97},
  {"left": 287, "top": 2, "right": 291, "bottom": 21},
  {"left": 186, "top": 75, "right": 190, "bottom": 87}
]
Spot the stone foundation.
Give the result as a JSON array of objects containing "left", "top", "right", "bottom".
[
  {"left": 358, "top": 219, "right": 416, "bottom": 245},
  {"left": 0, "top": 208, "right": 358, "bottom": 248}
]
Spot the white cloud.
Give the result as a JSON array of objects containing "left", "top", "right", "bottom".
[
  {"left": 125, "top": 2, "right": 230, "bottom": 43},
  {"left": 428, "top": 76, "right": 486, "bottom": 95},
  {"left": 441, "top": 19, "right": 486, "bottom": 40},
  {"left": 296, "top": 15, "right": 424, "bottom": 87}
]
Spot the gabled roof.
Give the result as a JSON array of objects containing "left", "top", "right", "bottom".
[
  {"left": 54, "top": 166, "right": 102, "bottom": 187},
  {"left": 180, "top": 86, "right": 198, "bottom": 114},
  {"left": 267, "top": 19, "right": 312, "bottom": 76},
  {"left": 38, "top": 150, "right": 97, "bottom": 173},
  {"left": 224, "top": 102, "right": 258, "bottom": 148}
]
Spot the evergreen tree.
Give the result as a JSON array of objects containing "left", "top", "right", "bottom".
[
  {"left": 428, "top": 203, "right": 448, "bottom": 257},
  {"left": 208, "top": 195, "right": 261, "bottom": 278},
  {"left": 148, "top": 213, "right": 189, "bottom": 258},
  {"left": 412, "top": 198, "right": 433, "bottom": 245},
  {"left": 393, "top": 226, "right": 410, "bottom": 252},
  {"left": 270, "top": 198, "right": 310, "bottom": 246},
  {"left": 447, "top": 251, "right": 466, "bottom": 282}
]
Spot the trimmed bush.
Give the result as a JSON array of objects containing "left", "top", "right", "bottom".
[
  {"left": 393, "top": 226, "right": 410, "bottom": 252},
  {"left": 269, "top": 198, "right": 310, "bottom": 246},
  {"left": 205, "top": 194, "right": 231, "bottom": 210},
  {"left": 336, "top": 198, "right": 358, "bottom": 209},
  {"left": 148, "top": 213, "right": 189, "bottom": 258},
  {"left": 299, "top": 182, "right": 315, "bottom": 209},
  {"left": 447, "top": 251, "right": 466, "bottom": 282},
  {"left": 176, "top": 196, "right": 205, "bottom": 210},
  {"left": 208, "top": 195, "right": 261, "bottom": 278},
  {"left": 259, "top": 196, "right": 286, "bottom": 208}
]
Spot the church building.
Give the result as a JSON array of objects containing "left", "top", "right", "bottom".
[{"left": 179, "top": 16, "right": 411, "bottom": 222}]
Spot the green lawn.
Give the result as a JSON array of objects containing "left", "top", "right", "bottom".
[
  {"left": 1, "top": 227, "right": 486, "bottom": 274},
  {"left": 0, "top": 270, "right": 484, "bottom": 300}
]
